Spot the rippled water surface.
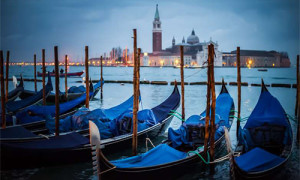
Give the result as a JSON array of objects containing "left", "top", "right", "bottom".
[{"left": 1, "top": 66, "right": 299, "bottom": 179}]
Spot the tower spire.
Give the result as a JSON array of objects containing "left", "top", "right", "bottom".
[{"left": 155, "top": 4, "right": 160, "bottom": 20}]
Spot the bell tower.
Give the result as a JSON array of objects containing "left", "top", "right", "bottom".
[{"left": 152, "top": 4, "right": 162, "bottom": 52}]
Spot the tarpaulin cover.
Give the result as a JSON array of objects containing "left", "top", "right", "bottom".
[
  {"left": 15, "top": 92, "right": 92, "bottom": 124},
  {"left": 111, "top": 144, "right": 187, "bottom": 168},
  {"left": 235, "top": 147, "right": 284, "bottom": 172},
  {"left": 151, "top": 86, "right": 180, "bottom": 122},
  {"left": 67, "top": 85, "right": 86, "bottom": 93},
  {"left": 0, "top": 126, "right": 38, "bottom": 139},
  {"left": 5, "top": 75, "right": 53, "bottom": 113},
  {"left": 244, "top": 91, "right": 288, "bottom": 129},
  {"left": 168, "top": 91, "right": 233, "bottom": 148},
  {"left": 1, "top": 132, "right": 89, "bottom": 150},
  {"left": 110, "top": 109, "right": 157, "bottom": 136},
  {"left": 46, "top": 95, "right": 135, "bottom": 139}
]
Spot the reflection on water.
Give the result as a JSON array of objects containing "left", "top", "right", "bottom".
[{"left": 1, "top": 66, "right": 299, "bottom": 179}]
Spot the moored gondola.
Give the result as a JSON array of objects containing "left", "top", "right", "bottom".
[
  {"left": 89, "top": 81, "right": 235, "bottom": 180},
  {"left": 0, "top": 85, "right": 180, "bottom": 169},
  {"left": 2, "top": 73, "right": 53, "bottom": 114},
  {"left": 19, "top": 79, "right": 103, "bottom": 103},
  {"left": 2, "top": 76, "right": 24, "bottom": 102},
  {"left": 232, "top": 80, "right": 293, "bottom": 179}
]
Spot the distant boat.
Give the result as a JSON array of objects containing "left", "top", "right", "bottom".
[
  {"left": 37, "top": 71, "right": 84, "bottom": 77},
  {"left": 258, "top": 68, "right": 268, "bottom": 72}
]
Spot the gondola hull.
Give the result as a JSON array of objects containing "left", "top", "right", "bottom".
[{"left": 0, "top": 115, "right": 176, "bottom": 169}]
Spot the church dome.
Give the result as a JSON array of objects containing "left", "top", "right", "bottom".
[{"left": 187, "top": 29, "right": 199, "bottom": 45}]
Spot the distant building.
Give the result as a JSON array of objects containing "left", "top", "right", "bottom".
[
  {"left": 142, "top": 4, "right": 222, "bottom": 67},
  {"left": 222, "top": 50, "right": 291, "bottom": 67}
]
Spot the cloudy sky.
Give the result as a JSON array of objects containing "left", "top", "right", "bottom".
[{"left": 1, "top": 0, "right": 299, "bottom": 65}]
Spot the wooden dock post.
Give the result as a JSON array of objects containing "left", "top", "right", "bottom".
[
  {"left": 296, "top": 55, "right": 299, "bottom": 116},
  {"left": 34, "top": 54, "right": 37, "bottom": 92},
  {"left": 132, "top": 29, "right": 138, "bottom": 156},
  {"left": 204, "top": 45, "right": 211, "bottom": 153},
  {"left": 5, "top": 51, "right": 9, "bottom": 102},
  {"left": 65, "top": 55, "right": 68, "bottom": 99},
  {"left": 85, "top": 46, "right": 90, "bottom": 108},
  {"left": 100, "top": 55, "right": 103, "bottom": 100},
  {"left": 180, "top": 45, "right": 185, "bottom": 122},
  {"left": 296, "top": 55, "right": 300, "bottom": 144},
  {"left": 54, "top": 46, "right": 60, "bottom": 136},
  {"left": 1, "top": 51, "right": 6, "bottom": 128},
  {"left": 42, "top": 49, "right": 46, "bottom": 105},
  {"left": 236, "top": 47, "right": 241, "bottom": 138},
  {"left": 209, "top": 44, "right": 216, "bottom": 174}
]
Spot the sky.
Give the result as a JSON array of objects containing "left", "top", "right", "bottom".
[{"left": 1, "top": 0, "right": 299, "bottom": 65}]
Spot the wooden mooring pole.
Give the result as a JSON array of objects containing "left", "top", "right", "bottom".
[
  {"left": 100, "top": 55, "right": 103, "bottom": 100},
  {"left": 236, "top": 47, "right": 241, "bottom": 138},
  {"left": 54, "top": 46, "right": 60, "bottom": 136},
  {"left": 85, "top": 46, "right": 90, "bottom": 108},
  {"left": 296, "top": 55, "right": 299, "bottom": 117},
  {"left": 296, "top": 55, "right": 300, "bottom": 144},
  {"left": 209, "top": 44, "right": 216, "bottom": 174},
  {"left": 42, "top": 49, "right": 46, "bottom": 105},
  {"left": 34, "top": 54, "right": 37, "bottom": 92},
  {"left": 180, "top": 45, "right": 185, "bottom": 122},
  {"left": 1, "top": 51, "right": 6, "bottom": 128},
  {"left": 204, "top": 45, "right": 211, "bottom": 154},
  {"left": 5, "top": 51, "right": 9, "bottom": 102},
  {"left": 65, "top": 55, "right": 68, "bottom": 99},
  {"left": 132, "top": 29, "right": 138, "bottom": 156}
]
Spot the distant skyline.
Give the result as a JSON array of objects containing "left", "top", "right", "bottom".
[{"left": 1, "top": 0, "right": 299, "bottom": 65}]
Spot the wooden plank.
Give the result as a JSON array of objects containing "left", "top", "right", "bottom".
[
  {"left": 42, "top": 49, "right": 46, "bottom": 105},
  {"left": 132, "top": 29, "right": 138, "bottom": 156},
  {"left": 236, "top": 47, "right": 241, "bottom": 138},
  {"left": 85, "top": 46, "right": 89, "bottom": 108},
  {"left": 65, "top": 55, "right": 68, "bottom": 99}
]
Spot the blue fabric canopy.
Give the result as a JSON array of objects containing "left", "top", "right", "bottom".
[
  {"left": 235, "top": 147, "right": 284, "bottom": 172},
  {"left": 244, "top": 91, "right": 288, "bottom": 129},
  {"left": 168, "top": 91, "right": 234, "bottom": 148},
  {"left": 151, "top": 86, "right": 180, "bottom": 123},
  {"left": 46, "top": 95, "right": 135, "bottom": 138},
  {"left": 5, "top": 74, "right": 53, "bottom": 113},
  {"left": 15, "top": 92, "right": 92, "bottom": 124},
  {"left": 111, "top": 144, "right": 187, "bottom": 168}
]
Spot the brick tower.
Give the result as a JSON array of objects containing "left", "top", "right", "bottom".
[{"left": 152, "top": 4, "right": 162, "bottom": 52}]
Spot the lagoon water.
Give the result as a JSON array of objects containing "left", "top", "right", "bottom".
[{"left": 1, "top": 66, "right": 299, "bottom": 179}]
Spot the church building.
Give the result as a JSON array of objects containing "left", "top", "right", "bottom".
[{"left": 143, "top": 4, "right": 223, "bottom": 67}]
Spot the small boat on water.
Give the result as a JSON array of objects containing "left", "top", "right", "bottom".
[
  {"left": 233, "top": 80, "right": 293, "bottom": 179},
  {"left": 37, "top": 71, "right": 84, "bottom": 77},
  {"left": 1, "top": 74, "right": 53, "bottom": 115},
  {"left": 0, "top": 76, "right": 24, "bottom": 102},
  {"left": 257, "top": 68, "right": 268, "bottom": 72},
  {"left": 19, "top": 79, "right": 103, "bottom": 103},
  {"left": 0, "top": 85, "right": 180, "bottom": 169},
  {"left": 89, "top": 81, "right": 234, "bottom": 180}
]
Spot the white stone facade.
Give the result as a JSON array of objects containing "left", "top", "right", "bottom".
[{"left": 196, "top": 41, "right": 223, "bottom": 67}]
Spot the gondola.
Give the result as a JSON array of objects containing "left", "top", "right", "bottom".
[
  {"left": 2, "top": 73, "right": 53, "bottom": 115},
  {"left": 19, "top": 79, "right": 103, "bottom": 103},
  {"left": 0, "top": 76, "right": 24, "bottom": 102},
  {"left": 232, "top": 80, "right": 293, "bottom": 179},
  {"left": 0, "top": 85, "right": 180, "bottom": 169},
  {"left": 89, "top": 81, "right": 234, "bottom": 180},
  {"left": 37, "top": 71, "right": 84, "bottom": 77}
]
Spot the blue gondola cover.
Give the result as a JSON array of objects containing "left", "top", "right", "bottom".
[
  {"left": 111, "top": 144, "right": 187, "bottom": 168},
  {"left": 235, "top": 147, "right": 284, "bottom": 172}
]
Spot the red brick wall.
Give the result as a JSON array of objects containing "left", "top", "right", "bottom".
[{"left": 153, "top": 32, "right": 162, "bottom": 52}]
